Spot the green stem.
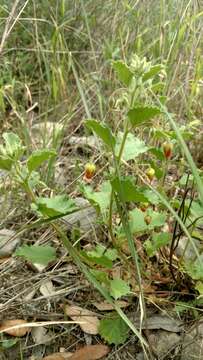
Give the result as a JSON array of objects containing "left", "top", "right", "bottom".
[
  {"left": 161, "top": 159, "right": 168, "bottom": 187},
  {"left": 108, "top": 119, "right": 129, "bottom": 242},
  {"left": 52, "top": 222, "right": 148, "bottom": 348},
  {"left": 108, "top": 117, "right": 147, "bottom": 336},
  {"left": 14, "top": 164, "right": 36, "bottom": 203}
]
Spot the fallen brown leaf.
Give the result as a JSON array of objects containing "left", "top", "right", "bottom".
[
  {"left": 43, "top": 355, "right": 64, "bottom": 360},
  {"left": 32, "top": 326, "right": 51, "bottom": 344},
  {"left": 43, "top": 353, "right": 72, "bottom": 360},
  {"left": 64, "top": 305, "right": 99, "bottom": 335},
  {"left": 0, "top": 256, "right": 11, "bottom": 264},
  {"left": 93, "top": 300, "right": 129, "bottom": 311},
  {"left": 40, "top": 280, "right": 55, "bottom": 297},
  {"left": 69, "top": 345, "right": 110, "bottom": 360},
  {"left": 0, "top": 319, "right": 30, "bottom": 337}
]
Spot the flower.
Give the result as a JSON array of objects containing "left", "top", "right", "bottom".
[
  {"left": 83, "top": 162, "right": 96, "bottom": 182},
  {"left": 146, "top": 167, "right": 155, "bottom": 181},
  {"left": 144, "top": 215, "right": 152, "bottom": 225},
  {"left": 162, "top": 142, "right": 173, "bottom": 159}
]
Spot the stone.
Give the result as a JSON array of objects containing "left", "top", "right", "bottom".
[
  {"left": 130, "top": 313, "right": 183, "bottom": 332},
  {"left": 31, "top": 122, "right": 63, "bottom": 147},
  {"left": 68, "top": 136, "right": 98, "bottom": 149},
  {"left": 62, "top": 197, "right": 97, "bottom": 233},
  {"left": 0, "top": 229, "right": 21, "bottom": 258},
  {"left": 148, "top": 330, "right": 181, "bottom": 358},
  {"left": 175, "top": 236, "right": 201, "bottom": 262},
  {"left": 181, "top": 321, "right": 203, "bottom": 360}
]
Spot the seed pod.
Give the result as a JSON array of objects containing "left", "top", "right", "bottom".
[
  {"left": 162, "top": 142, "right": 173, "bottom": 159},
  {"left": 146, "top": 167, "right": 155, "bottom": 181},
  {"left": 144, "top": 215, "right": 152, "bottom": 225}
]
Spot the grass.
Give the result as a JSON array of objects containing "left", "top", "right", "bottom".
[{"left": 0, "top": 0, "right": 203, "bottom": 359}]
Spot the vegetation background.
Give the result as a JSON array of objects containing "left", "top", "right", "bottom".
[{"left": 0, "top": 0, "right": 202, "bottom": 359}]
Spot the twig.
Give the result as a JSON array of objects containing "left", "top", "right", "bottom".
[{"left": 0, "top": 0, "right": 30, "bottom": 56}]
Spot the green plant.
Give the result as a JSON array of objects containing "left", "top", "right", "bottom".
[
  {"left": 1, "top": 52, "right": 203, "bottom": 356},
  {"left": 0, "top": 1, "right": 202, "bottom": 359}
]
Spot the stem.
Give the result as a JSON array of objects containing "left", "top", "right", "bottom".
[
  {"left": 113, "top": 157, "right": 147, "bottom": 324},
  {"left": 161, "top": 158, "right": 168, "bottom": 187},
  {"left": 108, "top": 84, "right": 137, "bottom": 243},
  {"left": 108, "top": 119, "right": 129, "bottom": 243},
  {"left": 14, "top": 163, "right": 36, "bottom": 202},
  {"left": 108, "top": 118, "right": 147, "bottom": 334},
  {"left": 52, "top": 222, "right": 148, "bottom": 349}
]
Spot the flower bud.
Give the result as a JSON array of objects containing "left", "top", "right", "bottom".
[
  {"left": 146, "top": 167, "right": 155, "bottom": 181},
  {"left": 84, "top": 163, "right": 96, "bottom": 181},
  {"left": 162, "top": 142, "right": 173, "bottom": 159},
  {"left": 144, "top": 215, "right": 152, "bottom": 225},
  {"left": 140, "top": 202, "right": 149, "bottom": 212}
]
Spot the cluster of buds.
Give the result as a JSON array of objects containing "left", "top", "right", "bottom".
[
  {"left": 162, "top": 142, "right": 173, "bottom": 160},
  {"left": 83, "top": 163, "right": 96, "bottom": 183}
]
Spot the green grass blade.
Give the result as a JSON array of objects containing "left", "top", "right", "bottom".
[{"left": 153, "top": 95, "right": 203, "bottom": 205}]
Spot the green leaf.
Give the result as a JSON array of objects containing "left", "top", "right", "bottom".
[
  {"left": 112, "top": 60, "right": 134, "bottom": 86},
  {"left": 1, "top": 338, "right": 18, "bottom": 349},
  {"left": 195, "top": 281, "right": 203, "bottom": 295},
  {"left": 110, "top": 279, "right": 130, "bottom": 300},
  {"left": 87, "top": 244, "right": 118, "bottom": 262},
  {"left": 143, "top": 65, "right": 163, "bottom": 82},
  {"left": 149, "top": 147, "right": 165, "bottom": 161},
  {"left": 3, "top": 132, "right": 21, "bottom": 155},
  {"left": 151, "top": 82, "right": 165, "bottom": 92},
  {"left": 111, "top": 176, "right": 148, "bottom": 203},
  {"left": 105, "top": 248, "right": 118, "bottom": 261},
  {"left": 28, "top": 170, "right": 42, "bottom": 188},
  {"left": 142, "top": 188, "right": 160, "bottom": 205},
  {"left": 115, "top": 132, "right": 148, "bottom": 161},
  {"left": 90, "top": 269, "right": 110, "bottom": 285},
  {"left": 85, "top": 120, "right": 116, "bottom": 150},
  {"left": 159, "top": 102, "right": 203, "bottom": 206},
  {"left": 129, "top": 208, "right": 148, "bottom": 233},
  {"left": 81, "top": 250, "right": 113, "bottom": 269},
  {"left": 149, "top": 160, "right": 164, "bottom": 179},
  {"left": 179, "top": 173, "right": 194, "bottom": 186},
  {"left": 144, "top": 232, "right": 171, "bottom": 257},
  {"left": 0, "top": 156, "right": 13, "bottom": 170},
  {"left": 99, "top": 313, "right": 129, "bottom": 345},
  {"left": 129, "top": 208, "right": 166, "bottom": 233},
  {"left": 149, "top": 209, "right": 167, "bottom": 227},
  {"left": 15, "top": 245, "right": 56, "bottom": 265},
  {"left": 185, "top": 257, "right": 203, "bottom": 280},
  {"left": 2, "top": 132, "right": 24, "bottom": 160},
  {"left": 128, "top": 106, "right": 161, "bottom": 127},
  {"left": 87, "top": 244, "right": 107, "bottom": 257},
  {"left": 175, "top": 301, "right": 190, "bottom": 315},
  {"left": 27, "top": 149, "right": 56, "bottom": 173},
  {"left": 35, "top": 195, "right": 77, "bottom": 217},
  {"left": 82, "top": 181, "right": 112, "bottom": 214}
]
